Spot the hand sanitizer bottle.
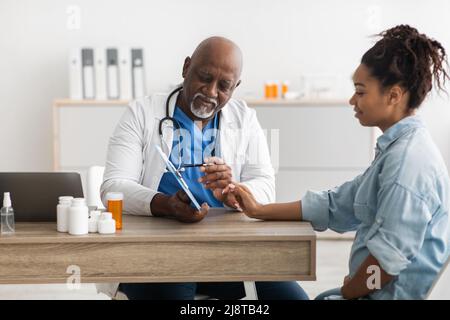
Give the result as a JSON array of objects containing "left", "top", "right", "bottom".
[{"left": 1, "top": 192, "right": 15, "bottom": 235}]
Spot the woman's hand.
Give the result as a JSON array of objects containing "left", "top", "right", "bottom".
[
  {"left": 343, "top": 275, "right": 351, "bottom": 286},
  {"left": 222, "top": 183, "right": 264, "bottom": 218}
]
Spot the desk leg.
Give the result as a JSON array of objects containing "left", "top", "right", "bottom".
[{"left": 242, "top": 281, "right": 258, "bottom": 300}]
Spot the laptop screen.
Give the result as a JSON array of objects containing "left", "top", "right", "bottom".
[{"left": 0, "top": 172, "right": 83, "bottom": 222}]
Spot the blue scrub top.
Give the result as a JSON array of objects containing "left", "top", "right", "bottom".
[{"left": 158, "top": 106, "right": 223, "bottom": 208}]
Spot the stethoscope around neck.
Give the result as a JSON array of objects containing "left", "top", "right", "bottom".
[
  {"left": 158, "top": 86, "right": 183, "bottom": 138},
  {"left": 158, "top": 86, "right": 221, "bottom": 172}
]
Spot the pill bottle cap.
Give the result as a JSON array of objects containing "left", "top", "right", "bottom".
[
  {"left": 106, "top": 192, "right": 123, "bottom": 201},
  {"left": 58, "top": 196, "right": 74, "bottom": 204},
  {"left": 59, "top": 196, "right": 74, "bottom": 201},
  {"left": 71, "top": 198, "right": 86, "bottom": 206},
  {"left": 3, "top": 192, "right": 11, "bottom": 207},
  {"left": 89, "top": 210, "right": 102, "bottom": 219},
  {"left": 101, "top": 212, "right": 113, "bottom": 220}
]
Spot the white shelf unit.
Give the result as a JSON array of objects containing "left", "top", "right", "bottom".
[
  {"left": 245, "top": 98, "right": 352, "bottom": 107},
  {"left": 248, "top": 100, "right": 377, "bottom": 203},
  {"left": 52, "top": 99, "right": 130, "bottom": 192}
]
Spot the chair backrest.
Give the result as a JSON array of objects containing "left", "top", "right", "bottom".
[
  {"left": 426, "top": 255, "right": 450, "bottom": 300},
  {"left": 86, "top": 166, "right": 105, "bottom": 210}
]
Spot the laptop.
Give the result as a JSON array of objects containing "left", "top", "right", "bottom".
[{"left": 0, "top": 172, "right": 84, "bottom": 222}]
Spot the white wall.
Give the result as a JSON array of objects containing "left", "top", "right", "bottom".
[{"left": 0, "top": 0, "right": 449, "bottom": 171}]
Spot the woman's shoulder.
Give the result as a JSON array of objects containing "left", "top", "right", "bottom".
[
  {"left": 400, "top": 127, "right": 446, "bottom": 175},
  {"left": 381, "top": 127, "right": 449, "bottom": 198}
]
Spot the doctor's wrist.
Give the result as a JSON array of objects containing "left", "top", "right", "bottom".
[{"left": 150, "top": 193, "right": 173, "bottom": 218}]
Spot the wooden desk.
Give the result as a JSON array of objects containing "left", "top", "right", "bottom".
[{"left": 0, "top": 209, "right": 316, "bottom": 284}]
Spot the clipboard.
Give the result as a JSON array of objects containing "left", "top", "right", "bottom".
[{"left": 155, "top": 145, "right": 202, "bottom": 211}]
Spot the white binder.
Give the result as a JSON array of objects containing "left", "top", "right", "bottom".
[
  {"left": 119, "top": 47, "right": 132, "bottom": 100},
  {"left": 94, "top": 47, "right": 107, "bottom": 100},
  {"left": 68, "top": 48, "right": 83, "bottom": 100},
  {"left": 106, "top": 48, "right": 120, "bottom": 99},
  {"left": 81, "top": 48, "right": 95, "bottom": 99},
  {"left": 131, "top": 48, "right": 146, "bottom": 98}
]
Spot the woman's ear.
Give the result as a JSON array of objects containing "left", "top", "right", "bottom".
[{"left": 388, "top": 85, "right": 406, "bottom": 107}]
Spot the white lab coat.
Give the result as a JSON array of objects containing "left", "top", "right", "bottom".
[{"left": 97, "top": 92, "right": 275, "bottom": 298}]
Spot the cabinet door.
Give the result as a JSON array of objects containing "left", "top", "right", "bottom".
[
  {"left": 254, "top": 106, "right": 374, "bottom": 169},
  {"left": 274, "top": 169, "right": 365, "bottom": 202},
  {"left": 58, "top": 106, "right": 127, "bottom": 168}
]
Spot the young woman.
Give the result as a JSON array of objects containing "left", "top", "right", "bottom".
[{"left": 224, "top": 25, "right": 450, "bottom": 300}]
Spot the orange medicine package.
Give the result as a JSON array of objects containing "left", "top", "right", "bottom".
[{"left": 106, "top": 192, "right": 123, "bottom": 230}]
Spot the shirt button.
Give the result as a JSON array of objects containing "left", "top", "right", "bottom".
[{"left": 376, "top": 218, "right": 382, "bottom": 224}]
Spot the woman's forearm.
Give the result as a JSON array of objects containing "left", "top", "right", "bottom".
[
  {"left": 341, "top": 254, "right": 394, "bottom": 299},
  {"left": 257, "top": 200, "right": 303, "bottom": 220}
]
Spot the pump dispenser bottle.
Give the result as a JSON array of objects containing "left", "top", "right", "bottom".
[{"left": 1, "top": 192, "right": 15, "bottom": 234}]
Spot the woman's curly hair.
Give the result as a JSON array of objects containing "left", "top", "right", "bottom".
[{"left": 362, "top": 24, "right": 449, "bottom": 109}]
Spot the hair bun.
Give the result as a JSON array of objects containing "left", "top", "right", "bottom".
[
  {"left": 381, "top": 24, "right": 420, "bottom": 40},
  {"left": 362, "top": 24, "right": 449, "bottom": 109}
]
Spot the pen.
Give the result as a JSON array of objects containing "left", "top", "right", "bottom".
[{"left": 181, "top": 163, "right": 215, "bottom": 168}]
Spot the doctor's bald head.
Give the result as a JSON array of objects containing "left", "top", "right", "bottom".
[
  {"left": 179, "top": 37, "right": 243, "bottom": 121},
  {"left": 189, "top": 37, "right": 243, "bottom": 78}
]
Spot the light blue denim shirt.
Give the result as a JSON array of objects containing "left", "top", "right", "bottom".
[{"left": 302, "top": 115, "right": 450, "bottom": 299}]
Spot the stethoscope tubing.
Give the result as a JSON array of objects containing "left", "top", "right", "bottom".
[{"left": 158, "top": 86, "right": 221, "bottom": 169}]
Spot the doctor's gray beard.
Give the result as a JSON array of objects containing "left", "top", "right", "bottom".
[{"left": 190, "top": 93, "right": 218, "bottom": 119}]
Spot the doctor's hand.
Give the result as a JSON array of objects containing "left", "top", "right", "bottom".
[
  {"left": 151, "top": 191, "right": 209, "bottom": 223},
  {"left": 198, "top": 157, "right": 240, "bottom": 209},
  {"left": 222, "top": 183, "right": 264, "bottom": 218}
]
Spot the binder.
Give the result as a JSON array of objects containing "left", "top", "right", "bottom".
[
  {"left": 81, "top": 48, "right": 95, "bottom": 99},
  {"left": 119, "top": 47, "right": 132, "bottom": 100},
  {"left": 131, "top": 48, "right": 146, "bottom": 98},
  {"left": 94, "top": 47, "right": 107, "bottom": 100},
  {"left": 68, "top": 48, "right": 83, "bottom": 100},
  {"left": 106, "top": 48, "right": 120, "bottom": 99}
]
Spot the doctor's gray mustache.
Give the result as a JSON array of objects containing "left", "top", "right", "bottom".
[{"left": 193, "top": 93, "right": 218, "bottom": 107}]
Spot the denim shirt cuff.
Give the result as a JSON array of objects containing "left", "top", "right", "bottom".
[
  {"left": 301, "top": 190, "right": 330, "bottom": 231},
  {"left": 366, "top": 233, "right": 410, "bottom": 276}
]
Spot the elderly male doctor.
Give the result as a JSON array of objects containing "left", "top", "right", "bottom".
[{"left": 99, "top": 37, "right": 307, "bottom": 300}]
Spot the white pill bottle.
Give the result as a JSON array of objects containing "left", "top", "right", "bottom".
[
  {"left": 98, "top": 212, "right": 116, "bottom": 234},
  {"left": 69, "top": 198, "right": 89, "bottom": 235},
  {"left": 57, "top": 196, "right": 73, "bottom": 232}
]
